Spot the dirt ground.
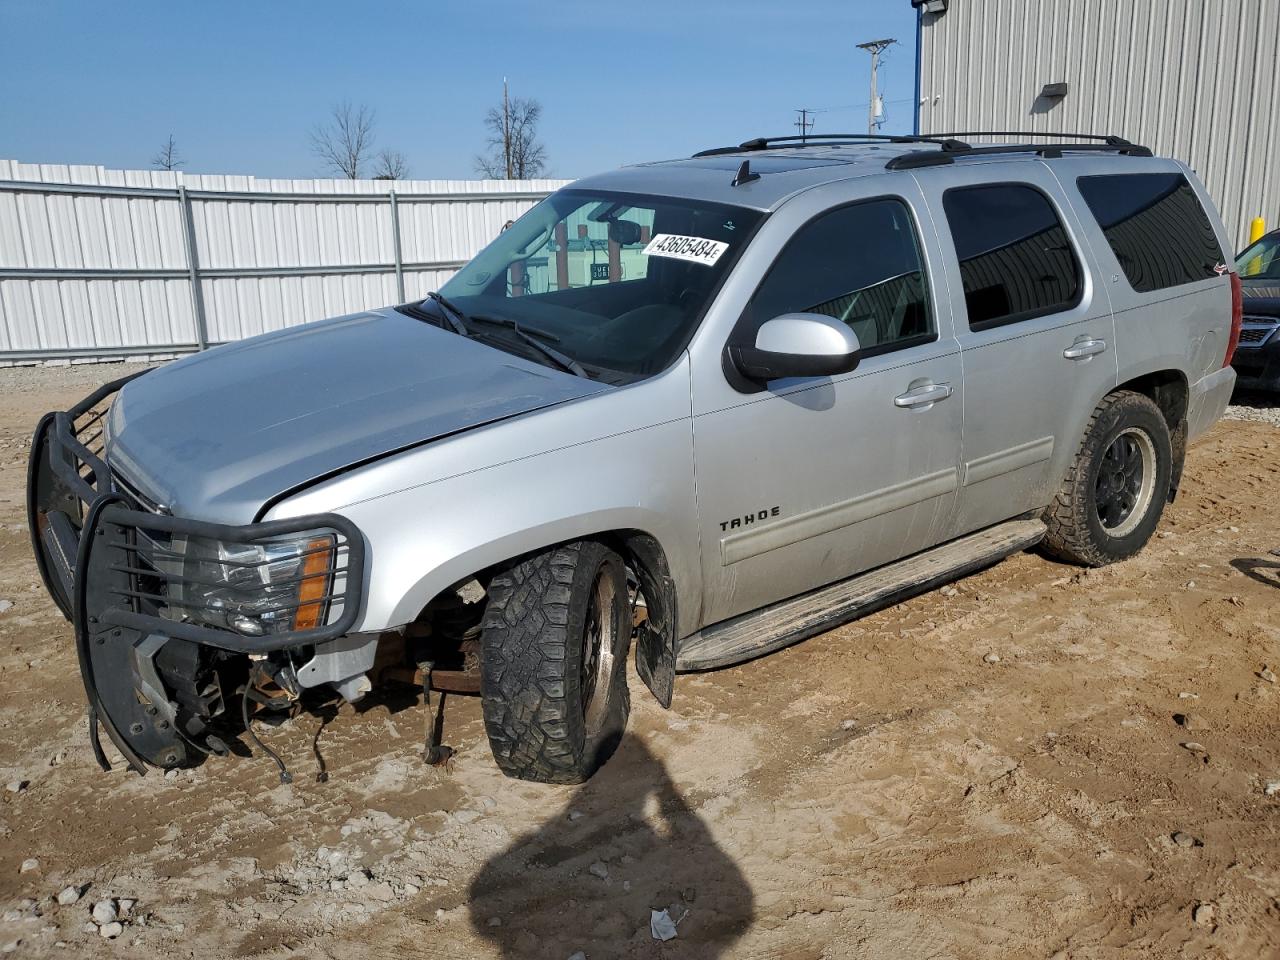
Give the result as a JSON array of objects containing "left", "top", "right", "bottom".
[{"left": 0, "top": 363, "right": 1278, "bottom": 959}]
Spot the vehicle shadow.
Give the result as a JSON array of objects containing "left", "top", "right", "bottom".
[
  {"left": 468, "top": 735, "right": 753, "bottom": 958},
  {"left": 1229, "top": 556, "right": 1280, "bottom": 589}
]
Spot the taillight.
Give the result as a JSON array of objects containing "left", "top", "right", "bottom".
[{"left": 1225, "top": 271, "right": 1243, "bottom": 367}]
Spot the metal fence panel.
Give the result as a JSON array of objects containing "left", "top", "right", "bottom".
[{"left": 0, "top": 159, "right": 568, "bottom": 361}]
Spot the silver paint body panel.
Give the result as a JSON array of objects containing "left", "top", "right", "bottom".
[{"left": 102, "top": 145, "right": 1235, "bottom": 647}]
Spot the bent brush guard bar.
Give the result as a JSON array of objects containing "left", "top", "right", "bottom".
[{"left": 72, "top": 495, "right": 366, "bottom": 774}]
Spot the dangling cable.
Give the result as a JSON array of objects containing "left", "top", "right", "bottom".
[{"left": 241, "top": 672, "right": 292, "bottom": 785}]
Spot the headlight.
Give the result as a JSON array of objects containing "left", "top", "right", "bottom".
[{"left": 160, "top": 532, "right": 336, "bottom": 637}]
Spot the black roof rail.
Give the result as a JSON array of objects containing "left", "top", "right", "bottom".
[
  {"left": 885, "top": 137, "right": 1153, "bottom": 171},
  {"left": 925, "top": 131, "right": 1139, "bottom": 145},
  {"left": 692, "top": 133, "right": 968, "bottom": 159}
]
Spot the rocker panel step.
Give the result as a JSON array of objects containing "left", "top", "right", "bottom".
[{"left": 676, "top": 519, "right": 1046, "bottom": 671}]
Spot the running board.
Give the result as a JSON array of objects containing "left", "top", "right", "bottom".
[{"left": 676, "top": 519, "right": 1046, "bottom": 671}]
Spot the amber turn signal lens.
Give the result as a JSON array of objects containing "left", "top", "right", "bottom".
[{"left": 292, "top": 536, "right": 334, "bottom": 631}]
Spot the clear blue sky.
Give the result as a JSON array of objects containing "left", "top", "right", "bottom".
[{"left": 0, "top": 0, "right": 920, "bottom": 181}]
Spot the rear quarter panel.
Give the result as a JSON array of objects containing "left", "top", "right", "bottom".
[{"left": 1048, "top": 157, "right": 1233, "bottom": 399}]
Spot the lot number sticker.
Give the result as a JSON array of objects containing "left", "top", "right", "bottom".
[{"left": 643, "top": 233, "right": 728, "bottom": 266}]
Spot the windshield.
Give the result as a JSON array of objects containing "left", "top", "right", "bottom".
[
  {"left": 437, "top": 189, "right": 763, "bottom": 382},
  {"left": 1236, "top": 233, "right": 1280, "bottom": 281}
]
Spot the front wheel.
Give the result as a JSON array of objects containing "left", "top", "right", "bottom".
[
  {"left": 1042, "top": 390, "right": 1172, "bottom": 566},
  {"left": 479, "top": 541, "right": 631, "bottom": 783}
]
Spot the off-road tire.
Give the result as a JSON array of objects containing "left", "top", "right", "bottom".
[
  {"left": 1042, "top": 390, "right": 1172, "bottom": 567},
  {"left": 479, "top": 541, "right": 631, "bottom": 783}
]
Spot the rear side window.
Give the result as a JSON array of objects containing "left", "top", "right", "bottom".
[
  {"left": 1076, "top": 173, "right": 1224, "bottom": 292},
  {"left": 741, "top": 197, "right": 934, "bottom": 356},
  {"left": 942, "top": 184, "right": 1082, "bottom": 330}
]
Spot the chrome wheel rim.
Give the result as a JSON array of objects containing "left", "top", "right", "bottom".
[
  {"left": 1095, "top": 427, "right": 1156, "bottom": 537},
  {"left": 581, "top": 570, "right": 618, "bottom": 731}
]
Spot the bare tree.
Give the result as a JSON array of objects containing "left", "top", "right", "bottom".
[
  {"left": 474, "top": 82, "right": 548, "bottom": 179},
  {"left": 310, "top": 102, "right": 377, "bottom": 179},
  {"left": 372, "top": 149, "right": 409, "bottom": 180},
  {"left": 151, "top": 134, "right": 184, "bottom": 171}
]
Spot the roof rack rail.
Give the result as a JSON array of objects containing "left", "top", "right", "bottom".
[
  {"left": 926, "top": 131, "right": 1139, "bottom": 145},
  {"left": 885, "top": 136, "right": 1152, "bottom": 170},
  {"left": 692, "top": 133, "right": 968, "bottom": 159}
]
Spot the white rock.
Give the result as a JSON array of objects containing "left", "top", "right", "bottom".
[
  {"left": 118, "top": 899, "right": 134, "bottom": 918},
  {"left": 568, "top": 810, "right": 584, "bottom": 822},
  {"left": 1, "top": 912, "right": 20, "bottom": 923},
  {"left": 487, "top": 916, "right": 502, "bottom": 927},
  {"left": 5, "top": 781, "right": 27, "bottom": 794},
  {"left": 0, "top": 600, "right": 12, "bottom": 614},
  {"left": 16, "top": 900, "right": 34, "bottom": 914},
  {"left": 1263, "top": 780, "right": 1280, "bottom": 797},
  {"left": 983, "top": 652, "right": 1001, "bottom": 664},
  {"left": 90, "top": 899, "right": 117, "bottom": 925},
  {"left": 477, "top": 796, "right": 497, "bottom": 811},
  {"left": 98, "top": 921, "right": 123, "bottom": 939},
  {"left": 19, "top": 859, "right": 38, "bottom": 873},
  {"left": 453, "top": 809, "right": 481, "bottom": 825},
  {"left": 588, "top": 861, "right": 609, "bottom": 880},
  {"left": 568, "top": 953, "right": 587, "bottom": 960},
  {"left": 841, "top": 719, "right": 857, "bottom": 731},
  {"left": 0, "top": 941, "right": 18, "bottom": 955},
  {"left": 1260, "top": 667, "right": 1277, "bottom": 684},
  {"left": 1192, "top": 901, "right": 1216, "bottom": 927},
  {"left": 1178, "top": 692, "right": 1199, "bottom": 699},
  {"left": 56, "top": 886, "right": 82, "bottom": 906},
  {"left": 49, "top": 752, "right": 66, "bottom": 766},
  {"left": 345, "top": 870, "right": 369, "bottom": 889},
  {"left": 164, "top": 769, "right": 178, "bottom": 781}
]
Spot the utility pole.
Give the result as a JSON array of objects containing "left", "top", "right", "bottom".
[
  {"left": 794, "top": 108, "right": 814, "bottom": 142},
  {"left": 502, "top": 77, "right": 513, "bottom": 179},
  {"left": 857, "top": 38, "right": 896, "bottom": 135}
]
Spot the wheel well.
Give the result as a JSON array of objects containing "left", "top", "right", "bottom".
[
  {"left": 408, "top": 529, "right": 680, "bottom": 706},
  {"left": 1117, "top": 370, "right": 1188, "bottom": 430},
  {"left": 1114, "top": 370, "right": 1188, "bottom": 501}
]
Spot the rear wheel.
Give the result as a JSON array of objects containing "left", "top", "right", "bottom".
[
  {"left": 1042, "top": 390, "right": 1172, "bottom": 566},
  {"left": 479, "top": 541, "right": 631, "bottom": 783}
]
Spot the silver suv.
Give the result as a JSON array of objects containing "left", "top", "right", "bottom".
[{"left": 29, "top": 133, "right": 1241, "bottom": 784}]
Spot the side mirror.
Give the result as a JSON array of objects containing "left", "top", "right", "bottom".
[{"left": 728, "top": 313, "right": 861, "bottom": 383}]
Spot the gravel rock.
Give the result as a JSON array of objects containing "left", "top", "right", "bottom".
[
  {"left": 98, "top": 921, "right": 123, "bottom": 939},
  {"left": 0, "top": 912, "right": 19, "bottom": 923},
  {"left": 90, "top": 899, "right": 117, "bottom": 925},
  {"left": 5, "top": 781, "right": 27, "bottom": 794},
  {"left": 56, "top": 886, "right": 82, "bottom": 906},
  {"left": 1192, "top": 901, "right": 1217, "bottom": 927},
  {"left": 19, "top": 859, "right": 38, "bottom": 873},
  {"left": 0, "top": 940, "right": 19, "bottom": 954},
  {"left": 1263, "top": 780, "right": 1280, "bottom": 797},
  {"left": 1172, "top": 831, "right": 1200, "bottom": 848},
  {"left": 1259, "top": 667, "right": 1277, "bottom": 684},
  {"left": 118, "top": 899, "right": 134, "bottom": 918},
  {"left": 841, "top": 719, "right": 857, "bottom": 731},
  {"left": 1174, "top": 713, "right": 1209, "bottom": 732},
  {"left": 0, "top": 600, "right": 12, "bottom": 614},
  {"left": 487, "top": 916, "right": 502, "bottom": 928},
  {"left": 588, "top": 861, "right": 609, "bottom": 880},
  {"left": 1181, "top": 741, "right": 1208, "bottom": 755},
  {"left": 568, "top": 810, "right": 585, "bottom": 821},
  {"left": 983, "top": 652, "right": 1002, "bottom": 664},
  {"left": 568, "top": 952, "right": 587, "bottom": 960}
]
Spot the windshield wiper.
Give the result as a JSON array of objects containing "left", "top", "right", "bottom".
[
  {"left": 424, "top": 291, "right": 470, "bottom": 336},
  {"left": 470, "top": 315, "right": 589, "bottom": 379}
]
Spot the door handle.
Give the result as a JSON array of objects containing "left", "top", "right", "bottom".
[
  {"left": 894, "top": 382, "right": 953, "bottom": 408},
  {"left": 1063, "top": 337, "right": 1107, "bottom": 360}
]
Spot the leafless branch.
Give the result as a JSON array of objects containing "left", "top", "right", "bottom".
[
  {"left": 151, "top": 134, "right": 184, "bottom": 171},
  {"left": 372, "top": 149, "right": 409, "bottom": 180},
  {"left": 310, "top": 102, "right": 377, "bottom": 179},
  {"left": 474, "top": 94, "right": 548, "bottom": 180}
]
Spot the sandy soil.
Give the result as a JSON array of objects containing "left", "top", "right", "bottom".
[{"left": 0, "top": 362, "right": 1278, "bottom": 959}]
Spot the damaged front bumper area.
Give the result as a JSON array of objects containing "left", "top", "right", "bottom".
[{"left": 28, "top": 376, "right": 366, "bottom": 774}]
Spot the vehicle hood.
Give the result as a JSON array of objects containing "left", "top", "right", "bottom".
[
  {"left": 106, "top": 309, "right": 610, "bottom": 524},
  {"left": 1241, "top": 282, "right": 1280, "bottom": 317}
]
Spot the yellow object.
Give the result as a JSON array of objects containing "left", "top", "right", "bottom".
[{"left": 1245, "top": 217, "right": 1266, "bottom": 276}]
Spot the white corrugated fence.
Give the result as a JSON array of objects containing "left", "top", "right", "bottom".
[{"left": 0, "top": 159, "right": 570, "bottom": 363}]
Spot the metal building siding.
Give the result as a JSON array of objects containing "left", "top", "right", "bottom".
[
  {"left": 0, "top": 160, "right": 568, "bottom": 359},
  {"left": 917, "top": 0, "right": 1280, "bottom": 250}
]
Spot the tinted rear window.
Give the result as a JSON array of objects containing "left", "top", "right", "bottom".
[
  {"left": 1076, "top": 173, "right": 1224, "bottom": 292},
  {"left": 942, "top": 183, "right": 1082, "bottom": 330}
]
